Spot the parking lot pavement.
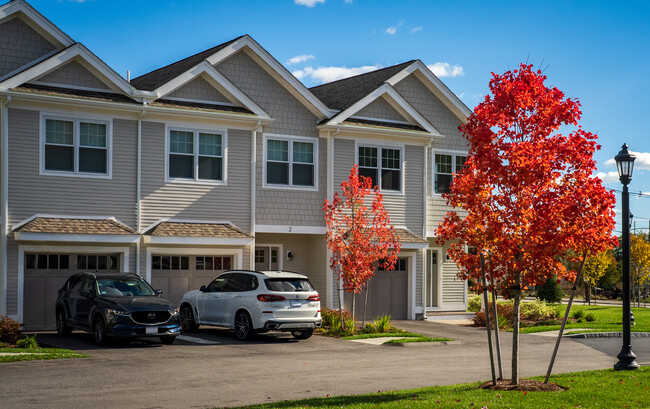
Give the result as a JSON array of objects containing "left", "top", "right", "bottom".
[{"left": 1, "top": 323, "right": 623, "bottom": 409}]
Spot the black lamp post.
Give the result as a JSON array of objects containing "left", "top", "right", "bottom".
[{"left": 613, "top": 143, "right": 639, "bottom": 371}]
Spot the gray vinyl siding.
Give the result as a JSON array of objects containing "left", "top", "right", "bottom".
[
  {"left": 355, "top": 97, "right": 405, "bottom": 122},
  {"left": 6, "top": 237, "right": 18, "bottom": 315},
  {"left": 7, "top": 108, "right": 137, "bottom": 228},
  {"left": 140, "top": 122, "right": 251, "bottom": 231},
  {"left": 441, "top": 260, "right": 465, "bottom": 305},
  {"left": 167, "top": 76, "right": 231, "bottom": 104},
  {"left": 215, "top": 51, "right": 325, "bottom": 227},
  {"left": 333, "top": 139, "right": 425, "bottom": 235},
  {"left": 0, "top": 17, "right": 57, "bottom": 78},
  {"left": 255, "top": 233, "right": 328, "bottom": 305},
  {"left": 33, "top": 60, "right": 111, "bottom": 90}
]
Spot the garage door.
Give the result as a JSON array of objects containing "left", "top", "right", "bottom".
[
  {"left": 150, "top": 254, "right": 233, "bottom": 306},
  {"left": 23, "top": 253, "right": 120, "bottom": 330},
  {"left": 347, "top": 258, "right": 408, "bottom": 320}
]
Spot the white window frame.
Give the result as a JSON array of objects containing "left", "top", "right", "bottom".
[
  {"left": 432, "top": 149, "right": 468, "bottom": 196},
  {"left": 355, "top": 142, "right": 404, "bottom": 195},
  {"left": 40, "top": 114, "right": 112, "bottom": 179},
  {"left": 263, "top": 134, "right": 318, "bottom": 191},
  {"left": 165, "top": 126, "right": 228, "bottom": 185}
]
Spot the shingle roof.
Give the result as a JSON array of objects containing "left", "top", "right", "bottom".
[
  {"left": 149, "top": 99, "right": 254, "bottom": 115},
  {"left": 394, "top": 228, "right": 427, "bottom": 244},
  {"left": 144, "top": 221, "right": 253, "bottom": 238},
  {"left": 309, "top": 60, "right": 415, "bottom": 111},
  {"left": 130, "top": 36, "right": 244, "bottom": 91},
  {"left": 14, "top": 83, "right": 138, "bottom": 104},
  {"left": 341, "top": 118, "right": 425, "bottom": 132},
  {"left": 14, "top": 217, "right": 136, "bottom": 234}
]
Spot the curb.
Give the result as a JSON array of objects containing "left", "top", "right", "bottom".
[{"left": 566, "top": 332, "right": 650, "bottom": 339}]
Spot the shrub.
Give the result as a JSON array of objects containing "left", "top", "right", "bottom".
[
  {"left": 16, "top": 335, "right": 38, "bottom": 349},
  {"left": 473, "top": 302, "right": 515, "bottom": 329},
  {"left": 0, "top": 315, "right": 22, "bottom": 344},
  {"left": 359, "top": 323, "right": 376, "bottom": 334},
  {"left": 585, "top": 313, "right": 596, "bottom": 322},
  {"left": 521, "top": 299, "right": 558, "bottom": 321},
  {"left": 320, "top": 308, "right": 352, "bottom": 328},
  {"left": 467, "top": 295, "right": 482, "bottom": 312},
  {"left": 572, "top": 309, "right": 584, "bottom": 320},
  {"left": 536, "top": 275, "right": 564, "bottom": 303},
  {"left": 344, "top": 318, "right": 356, "bottom": 334},
  {"left": 374, "top": 314, "right": 392, "bottom": 333}
]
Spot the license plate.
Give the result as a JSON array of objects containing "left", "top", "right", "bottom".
[
  {"left": 290, "top": 300, "right": 302, "bottom": 308},
  {"left": 145, "top": 326, "right": 158, "bottom": 335}
]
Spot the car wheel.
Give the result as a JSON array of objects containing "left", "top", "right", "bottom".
[
  {"left": 180, "top": 304, "right": 198, "bottom": 332},
  {"left": 93, "top": 316, "right": 108, "bottom": 346},
  {"left": 160, "top": 336, "right": 176, "bottom": 345},
  {"left": 291, "top": 328, "right": 314, "bottom": 340},
  {"left": 56, "top": 309, "right": 72, "bottom": 336},
  {"left": 234, "top": 311, "right": 254, "bottom": 341}
]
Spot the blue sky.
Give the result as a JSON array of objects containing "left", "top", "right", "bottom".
[{"left": 30, "top": 0, "right": 650, "bottom": 234}]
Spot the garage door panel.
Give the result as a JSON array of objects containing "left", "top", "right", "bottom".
[{"left": 24, "top": 277, "right": 46, "bottom": 330}]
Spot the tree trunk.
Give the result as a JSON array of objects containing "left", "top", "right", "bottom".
[
  {"left": 585, "top": 282, "right": 591, "bottom": 305},
  {"left": 362, "top": 281, "right": 369, "bottom": 327},
  {"left": 511, "top": 273, "right": 521, "bottom": 385},
  {"left": 490, "top": 275, "right": 503, "bottom": 380},
  {"left": 480, "top": 254, "right": 497, "bottom": 385},
  {"left": 337, "top": 267, "right": 344, "bottom": 330},
  {"left": 351, "top": 292, "right": 356, "bottom": 331}
]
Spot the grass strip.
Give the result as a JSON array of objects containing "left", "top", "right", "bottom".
[
  {"left": 383, "top": 337, "right": 452, "bottom": 344},
  {"left": 342, "top": 332, "right": 424, "bottom": 340},
  {"left": 0, "top": 347, "right": 89, "bottom": 363},
  {"left": 230, "top": 367, "right": 650, "bottom": 409}
]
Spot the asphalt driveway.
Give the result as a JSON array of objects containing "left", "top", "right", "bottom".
[{"left": 1, "top": 321, "right": 642, "bottom": 409}]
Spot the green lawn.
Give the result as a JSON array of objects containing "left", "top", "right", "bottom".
[
  {"left": 0, "top": 347, "right": 89, "bottom": 363},
  {"left": 519, "top": 304, "right": 650, "bottom": 334},
  {"left": 230, "top": 367, "right": 650, "bottom": 409}
]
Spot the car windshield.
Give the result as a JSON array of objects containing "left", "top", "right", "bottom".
[
  {"left": 265, "top": 278, "right": 314, "bottom": 292},
  {"left": 97, "top": 278, "right": 156, "bottom": 297}
]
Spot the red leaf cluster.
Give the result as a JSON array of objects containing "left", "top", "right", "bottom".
[
  {"left": 323, "top": 165, "right": 402, "bottom": 293},
  {"left": 436, "top": 63, "right": 617, "bottom": 293}
]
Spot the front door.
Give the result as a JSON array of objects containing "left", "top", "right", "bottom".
[
  {"left": 254, "top": 246, "right": 280, "bottom": 271},
  {"left": 425, "top": 249, "right": 442, "bottom": 309}
]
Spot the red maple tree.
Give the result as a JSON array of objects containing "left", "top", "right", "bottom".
[
  {"left": 323, "top": 165, "right": 401, "bottom": 326},
  {"left": 436, "top": 64, "right": 617, "bottom": 384}
]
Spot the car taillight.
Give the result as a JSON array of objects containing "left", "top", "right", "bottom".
[
  {"left": 308, "top": 294, "right": 320, "bottom": 301},
  {"left": 257, "top": 294, "right": 286, "bottom": 302}
]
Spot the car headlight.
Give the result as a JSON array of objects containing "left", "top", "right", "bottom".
[
  {"left": 106, "top": 308, "right": 129, "bottom": 316},
  {"left": 169, "top": 308, "right": 179, "bottom": 316}
]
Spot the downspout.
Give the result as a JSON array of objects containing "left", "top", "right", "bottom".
[
  {"left": 250, "top": 121, "right": 262, "bottom": 269},
  {"left": 0, "top": 96, "right": 9, "bottom": 315},
  {"left": 136, "top": 102, "right": 147, "bottom": 276}
]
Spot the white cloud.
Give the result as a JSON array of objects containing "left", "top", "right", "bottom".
[
  {"left": 286, "top": 54, "right": 316, "bottom": 65},
  {"left": 605, "top": 150, "right": 650, "bottom": 171},
  {"left": 385, "top": 20, "right": 403, "bottom": 35},
  {"left": 596, "top": 171, "right": 621, "bottom": 184},
  {"left": 294, "top": 0, "right": 325, "bottom": 7},
  {"left": 411, "top": 26, "right": 423, "bottom": 34},
  {"left": 292, "top": 65, "right": 382, "bottom": 84},
  {"left": 427, "top": 62, "right": 465, "bottom": 78}
]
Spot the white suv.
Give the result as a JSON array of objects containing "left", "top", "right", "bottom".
[{"left": 178, "top": 270, "right": 322, "bottom": 340}]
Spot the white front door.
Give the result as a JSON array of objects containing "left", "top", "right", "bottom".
[{"left": 425, "top": 249, "right": 442, "bottom": 309}]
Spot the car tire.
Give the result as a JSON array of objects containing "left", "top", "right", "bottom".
[
  {"left": 291, "top": 328, "right": 314, "bottom": 340},
  {"left": 180, "top": 304, "right": 199, "bottom": 332},
  {"left": 93, "top": 316, "right": 109, "bottom": 346},
  {"left": 234, "top": 311, "right": 255, "bottom": 341},
  {"left": 56, "top": 308, "right": 72, "bottom": 336},
  {"left": 160, "top": 336, "right": 176, "bottom": 345}
]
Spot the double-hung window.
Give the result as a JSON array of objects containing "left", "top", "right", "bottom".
[
  {"left": 42, "top": 117, "right": 110, "bottom": 176},
  {"left": 357, "top": 145, "right": 402, "bottom": 192},
  {"left": 434, "top": 151, "right": 467, "bottom": 194},
  {"left": 168, "top": 128, "right": 225, "bottom": 183},
  {"left": 265, "top": 135, "right": 316, "bottom": 188}
]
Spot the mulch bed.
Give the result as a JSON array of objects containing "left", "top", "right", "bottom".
[{"left": 480, "top": 379, "right": 567, "bottom": 392}]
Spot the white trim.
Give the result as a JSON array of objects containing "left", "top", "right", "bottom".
[
  {"left": 262, "top": 133, "right": 319, "bottom": 191},
  {"left": 14, "top": 232, "right": 140, "bottom": 243},
  {"left": 407, "top": 252, "right": 417, "bottom": 320},
  {"left": 11, "top": 214, "right": 133, "bottom": 232},
  {"left": 142, "top": 236, "right": 254, "bottom": 246},
  {"left": 163, "top": 96, "right": 236, "bottom": 107},
  {"left": 326, "top": 83, "right": 442, "bottom": 137},
  {"left": 203, "top": 36, "right": 332, "bottom": 119},
  {"left": 431, "top": 149, "right": 468, "bottom": 197},
  {"left": 385, "top": 61, "right": 472, "bottom": 122},
  {"left": 145, "top": 246, "right": 243, "bottom": 283},
  {"left": 400, "top": 242, "right": 429, "bottom": 250},
  {"left": 39, "top": 113, "right": 113, "bottom": 179},
  {"left": 29, "top": 81, "right": 117, "bottom": 95},
  {"left": 319, "top": 123, "right": 436, "bottom": 142},
  {"left": 254, "top": 243, "right": 284, "bottom": 271},
  {"left": 254, "top": 225, "right": 327, "bottom": 234},
  {"left": 355, "top": 141, "right": 405, "bottom": 195},
  {"left": 0, "top": 1, "right": 74, "bottom": 48},
  {"left": 165, "top": 125, "right": 228, "bottom": 185},
  {"left": 16, "top": 244, "right": 131, "bottom": 325},
  {"left": 349, "top": 115, "right": 412, "bottom": 125},
  {"left": 0, "top": 97, "right": 7, "bottom": 315}
]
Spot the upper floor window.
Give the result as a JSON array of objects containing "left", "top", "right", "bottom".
[
  {"left": 434, "top": 151, "right": 467, "bottom": 194},
  {"left": 42, "top": 116, "right": 110, "bottom": 177},
  {"left": 168, "top": 128, "right": 225, "bottom": 183},
  {"left": 264, "top": 135, "right": 317, "bottom": 189},
  {"left": 358, "top": 145, "right": 402, "bottom": 192}
]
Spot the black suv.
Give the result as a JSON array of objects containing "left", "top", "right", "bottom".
[{"left": 55, "top": 272, "right": 180, "bottom": 345}]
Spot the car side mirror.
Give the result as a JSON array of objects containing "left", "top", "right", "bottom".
[
  {"left": 155, "top": 289, "right": 163, "bottom": 296},
  {"left": 199, "top": 285, "right": 207, "bottom": 292},
  {"left": 80, "top": 290, "right": 92, "bottom": 298}
]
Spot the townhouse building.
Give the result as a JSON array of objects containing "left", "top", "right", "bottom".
[{"left": 0, "top": 0, "right": 470, "bottom": 331}]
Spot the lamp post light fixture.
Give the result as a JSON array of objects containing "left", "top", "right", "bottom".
[{"left": 613, "top": 143, "right": 639, "bottom": 371}]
